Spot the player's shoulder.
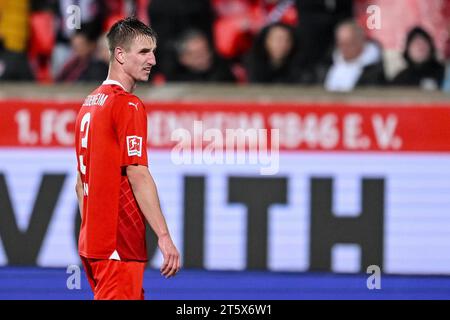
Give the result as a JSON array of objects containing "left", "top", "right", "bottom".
[
  {"left": 110, "top": 90, "right": 147, "bottom": 115},
  {"left": 115, "top": 89, "right": 138, "bottom": 100},
  {"left": 115, "top": 90, "right": 145, "bottom": 107}
]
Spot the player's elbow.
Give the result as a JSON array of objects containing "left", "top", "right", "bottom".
[
  {"left": 126, "top": 165, "right": 151, "bottom": 189},
  {"left": 75, "top": 185, "right": 83, "bottom": 198},
  {"left": 75, "top": 183, "right": 83, "bottom": 197},
  {"left": 75, "top": 173, "right": 83, "bottom": 195}
]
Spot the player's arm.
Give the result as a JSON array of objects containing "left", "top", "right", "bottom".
[
  {"left": 126, "top": 164, "right": 180, "bottom": 278},
  {"left": 75, "top": 172, "right": 83, "bottom": 218}
]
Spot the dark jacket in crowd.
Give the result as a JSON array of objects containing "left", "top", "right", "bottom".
[
  {"left": 357, "top": 62, "right": 386, "bottom": 86},
  {"left": 148, "top": 0, "right": 213, "bottom": 76},
  {"left": 322, "top": 40, "right": 386, "bottom": 91},
  {"left": 246, "top": 23, "right": 315, "bottom": 84},
  {"left": 294, "top": 0, "right": 353, "bottom": 68},
  {"left": 392, "top": 27, "right": 445, "bottom": 88},
  {"left": 166, "top": 56, "right": 236, "bottom": 83},
  {"left": 0, "top": 45, "right": 35, "bottom": 81},
  {"left": 56, "top": 57, "right": 108, "bottom": 82},
  {"left": 78, "top": 59, "right": 109, "bottom": 82}
]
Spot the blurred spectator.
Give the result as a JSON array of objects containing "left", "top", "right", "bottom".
[
  {"left": 51, "top": 0, "right": 104, "bottom": 77},
  {"left": 324, "top": 20, "right": 385, "bottom": 92},
  {"left": 354, "top": 0, "right": 450, "bottom": 79},
  {"left": 165, "top": 30, "right": 236, "bottom": 83},
  {"left": 391, "top": 27, "right": 445, "bottom": 90},
  {"left": 0, "top": 40, "right": 35, "bottom": 81},
  {"left": 444, "top": 66, "right": 450, "bottom": 92},
  {"left": 212, "top": 0, "right": 298, "bottom": 60},
  {"left": 246, "top": 23, "right": 307, "bottom": 84},
  {"left": 79, "top": 33, "right": 109, "bottom": 81},
  {"left": 294, "top": 0, "right": 353, "bottom": 70},
  {"left": 148, "top": 0, "right": 213, "bottom": 77},
  {"left": 55, "top": 24, "right": 106, "bottom": 82},
  {"left": 443, "top": 23, "right": 450, "bottom": 92}
]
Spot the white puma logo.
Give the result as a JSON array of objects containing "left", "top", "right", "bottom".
[{"left": 128, "top": 102, "right": 139, "bottom": 110}]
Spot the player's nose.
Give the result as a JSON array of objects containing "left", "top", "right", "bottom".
[{"left": 148, "top": 52, "right": 156, "bottom": 66}]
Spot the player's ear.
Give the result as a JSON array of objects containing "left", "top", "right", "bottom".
[{"left": 114, "top": 47, "right": 126, "bottom": 64}]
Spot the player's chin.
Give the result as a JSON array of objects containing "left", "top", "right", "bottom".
[
  {"left": 137, "top": 72, "right": 150, "bottom": 82},
  {"left": 142, "top": 71, "right": 152, "bottom": 81}
]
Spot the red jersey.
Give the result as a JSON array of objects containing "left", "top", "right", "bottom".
[{"left": 75, "top": 80, "right": 148, "bottom": 261}]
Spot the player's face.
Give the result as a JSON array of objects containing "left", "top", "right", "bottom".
[{"left": 124, "top": 35, "right": 156, "bottom": 82}]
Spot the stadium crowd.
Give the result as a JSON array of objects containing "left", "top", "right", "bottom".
[{"left": 1, "top": 0, "right": 450, "bottom": 92}]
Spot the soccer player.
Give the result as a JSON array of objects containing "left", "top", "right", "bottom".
[{"left": 74, "top": 17, "right": 180, "bottom": 300}]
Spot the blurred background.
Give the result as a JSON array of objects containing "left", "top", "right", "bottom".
[{"left": 1, "top": 0, "right": 450, "bottom": 300}]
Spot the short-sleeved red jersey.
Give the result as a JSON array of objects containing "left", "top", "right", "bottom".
[{"left": 75, "top": 80, "right": 148, "bottom": 261}]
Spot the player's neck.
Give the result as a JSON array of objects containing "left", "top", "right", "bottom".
[{"left": 106, "top": 70, "right": 136, "bottom": 93}]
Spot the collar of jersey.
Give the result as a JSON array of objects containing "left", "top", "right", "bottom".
[{"left": 102, "top": 79, "right": 127, "bottom": 92}]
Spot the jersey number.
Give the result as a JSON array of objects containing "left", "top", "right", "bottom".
[{"left": 79, "top": 112, "right": 91, "bottom": 175}]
